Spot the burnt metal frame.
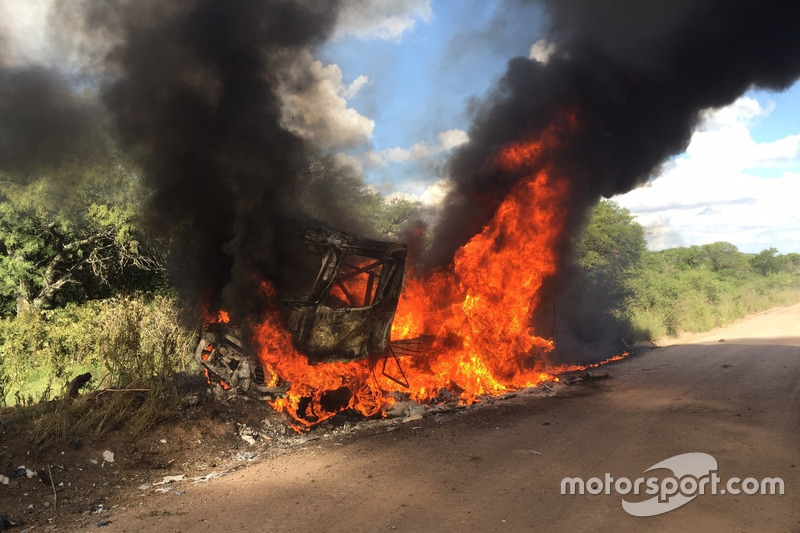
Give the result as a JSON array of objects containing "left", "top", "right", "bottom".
[{"left": 328, "top": 258, "right": 384, "bottom": 308}]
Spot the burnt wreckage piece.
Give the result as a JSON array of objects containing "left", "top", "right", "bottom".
[{"left": 195, "top": 227, "right": 409, "bottom": 398}]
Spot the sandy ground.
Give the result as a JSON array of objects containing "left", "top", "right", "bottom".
[
  {"left": 81, "top": 303, "right": 799, "bottom": 533},
  {"left": 4, "top": 303, "right": 800, "bottom": 532}
]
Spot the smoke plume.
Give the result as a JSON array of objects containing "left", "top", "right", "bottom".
[
  {"left": 426, "top": 0, "right": 800, "bottom": 359},
  {"left": 81, "top": 0, "right": 347, "bottom": 321},
  {"left": 0, "top": 66, "right": 106, "bottom": 184}
]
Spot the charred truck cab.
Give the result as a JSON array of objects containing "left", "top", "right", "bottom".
[
  {"left": 195, "top": 226, "right": 408, "bottom": 397},
  {"left": 281, "top": 227, "right": 407, "bottom": 363}
]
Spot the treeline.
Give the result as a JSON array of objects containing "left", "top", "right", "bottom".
[
  {"left": 629, "top": 242, "right": 800, "bottom": 339},
  {"left": 574, "top": 202, "right": 800, "bottom": 342}
]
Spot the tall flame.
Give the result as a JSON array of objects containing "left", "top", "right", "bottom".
[{"left": 244, "top": 114, "right": 618, "bottom": 429}]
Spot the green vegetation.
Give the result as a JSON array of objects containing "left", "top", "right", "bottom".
[
  {"left": 576, "top": 201, "right": 800, "bottom": 341},
  {"left": 0, "top": 163, "right": 165, "bottom": 316},
  {"left": 0, "top": 294, "right": 197, "bottom": 445}
]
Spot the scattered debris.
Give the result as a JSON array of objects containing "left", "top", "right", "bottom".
[
  {"left": 513, "top": 449, "right": 543, "bottom": 456},
  {"left": 237, "top": 423, "right": 269, "bottom": 445},
  {"left": 102, "top": 451, "right": 115, "bottom": 463},
  {"left": 0, "top": 514, "right": 23, "bottom": 531},
  {"left": 7, "top": 466, "right": 37, "bottom": 480},
  {"left": 90, "top": 500, "right": 109, "bottom": 515},
  {"left": 559, "top": 371, "right": 610, "bottom": 384},
  {"left": 192, "top": 471, "right": 224, "bottom": 484},
  {"left": 153, "top": 475, "right": 186, "bottom": 486},
  {"left": 235, "top": 451, "right": 257, "bottom": 462},
  {"left": 385, "top": 400, "right": 427, "bottom": 422}
]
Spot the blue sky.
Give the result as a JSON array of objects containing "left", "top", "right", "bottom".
[
  {"left": 321, "top": 0, "right": 544, "bottom": 150},
  {"left": 3, "top": 0, "right": 799, "bottom": 253}
]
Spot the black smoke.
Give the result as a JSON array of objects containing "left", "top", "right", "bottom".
[
  {"left": 0, "top": 67, "right": 106, "bottom": 184},
  {"left": 427, "top": 0, "right": 800, "bottom": 361},
  {"left": 85, "top": 0, "right": 343, "bottom": 321}
]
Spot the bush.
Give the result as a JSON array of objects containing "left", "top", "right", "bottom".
[
  {"left": 0, "top": 294, "right": 196, "bottom": 407},
  {"left": 628, "top": 249, "right": 800, "bottom": 340}
]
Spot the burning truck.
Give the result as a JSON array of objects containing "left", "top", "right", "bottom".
[{"left": 195, "top": 226, "right": 420, "bottom": 401}]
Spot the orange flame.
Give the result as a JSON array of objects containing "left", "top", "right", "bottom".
[{"left": 239, "top": 113, "right": 628, "bottom": 429}]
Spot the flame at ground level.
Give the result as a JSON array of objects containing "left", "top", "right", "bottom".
[{"left": 243, "top": 120, "right": 628, "bottom": 429}]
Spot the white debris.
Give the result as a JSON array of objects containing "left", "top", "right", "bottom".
[
  {"left": 159, "top": 439, "right": 167, "bottom": 444},
  {"left": 138, "top": 484, "right": 150, "bottom": 490},
  {"left": 192, "top": 471, "right": 223, "bottom": 483},
  {"left": 89, "top": 459, "right": 98, "bottom": 465},
  {"left": 102, "top": 450, "right": 115, "bottom": 463},
  {"left": 0, "top": 474, "right": 9, "bottom": 485},
  {"left": 241, "top": 434, "right": 256, "bottom": 445},
  {"left": 153, "top": 474, "right": 186, "bottom": 485},
  {"left": 384, "top": 400, "right": 427, "bottom": 423},
  {"left": 16, "top": 465, "right": 36, "bottom": 479}
]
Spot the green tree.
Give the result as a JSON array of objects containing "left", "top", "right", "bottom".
[
  {"left": 700, "top": 242, "right": 745, "bottom": 273},
  {"left": 373, "top": 194, "right": 423, "bottom": 237},
  {"left": 0, "top": 164, "right": 164, "bottom": 316},
  {"left": 750, "top": 248, "right": 781, "bottom": 276},
  {"left": 574, "top": 200, "right": 646, "bottom": 282}
]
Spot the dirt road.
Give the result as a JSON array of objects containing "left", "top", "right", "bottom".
[{"left": 100, "top": 304, "right": 800, "bottom": 533}]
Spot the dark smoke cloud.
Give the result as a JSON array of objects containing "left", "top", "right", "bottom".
[
  {"left": 0, "top": 67, "right": 106, "bottom": 183},
  {"left": 426, "top": 0, "right": 800, "bottom": 360},
  {"left": 83, "top": 0, "right": 343, "bottom": 320}
]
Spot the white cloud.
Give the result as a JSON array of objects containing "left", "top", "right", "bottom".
[
  {"left": 385, "top": 178, "right": 451, "bottom": 207},
  {"left": 438, "top": 129, "right": 470, "bottom": 150},
  {"left": 418, "top": 178, "right": 451, "bottom": 206},
  {"left": 334, "top": 0, "right": 432, "bottom": 41},
  {"left": 279, "top": 51, "right": 375, "bottom": 150},
  {"left": 529, "top": 39, "right": 557, "bottom": 64},
  {"left": 378, "top": 129, "right": 468, "bottom": 164},
  {"left": 341, "top": 74, "right": 370, "bottom": 99},
  {"left": 615, "top": 96, "right": 800, "bottom": 253}
]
